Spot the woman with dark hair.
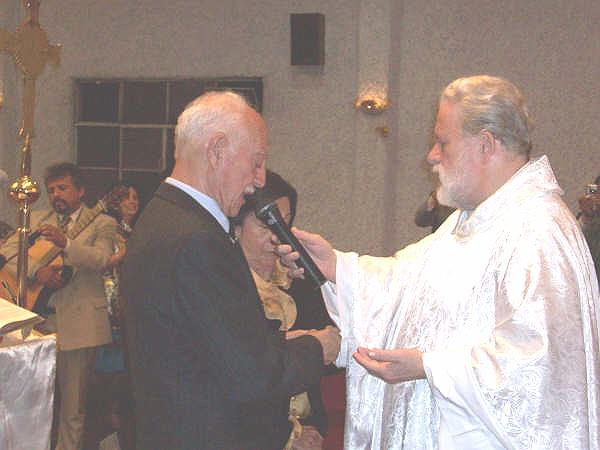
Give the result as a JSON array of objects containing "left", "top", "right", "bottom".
[
  {"left": 91, "top": 183, "right": 139, "bottom": 450},
  {"left": 103, "top": 183, "right": 140, "bottom": 331},
  {"left": 232, "top": 170, "right": 335, "bottom": 450}
]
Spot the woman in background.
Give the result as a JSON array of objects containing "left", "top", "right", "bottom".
[
  {"left": 90, "top": 183, "right": 139, "bottom": 450},
  {"left": 233, "top": 170, "right": 336, "bottom": 450},
  {"left": 103, "top": 184, "right": 139, "bottom": 330}
]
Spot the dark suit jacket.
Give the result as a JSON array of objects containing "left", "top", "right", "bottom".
[
  {"left": 287, "top": 278, "right": 338, "bottom": 437},
  {"left": 121, "top": 183, "right": 324, "bottom": 450}
]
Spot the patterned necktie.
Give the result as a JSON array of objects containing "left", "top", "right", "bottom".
[
  {"left": 228, "top": 224, "right": 238, "bottom": 245},
  {"left": 58, "top": 215, "right": 71, "bottom": 233}
]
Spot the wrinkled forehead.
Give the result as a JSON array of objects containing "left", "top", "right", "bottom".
[
  {"left": 235, "top": 110, "right": 268, "bottom": 155},
  {"left": 246, "top": 109, "right": 268, "bottom": 142}
]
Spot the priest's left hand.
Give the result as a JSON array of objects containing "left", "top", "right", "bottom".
[{"left": 353, "top": 347, "right": 425, "bottom": 383}]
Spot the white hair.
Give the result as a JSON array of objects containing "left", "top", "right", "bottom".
[
  {"left": 442, "top": 75, "right": 534, "bottom": 157},
  {"left": 174, "top": 91, "right": 252, "bottom": 159}
]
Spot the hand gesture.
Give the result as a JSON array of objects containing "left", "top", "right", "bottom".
[
  {"left": 275, "top": 228, "right": 337, "bottom": 282},
  {"left": 353, "top": 347, "right": 425, "bottom": 383},
  {"left": 39, "top": 224, "right": 67, "bottom": 248},
  {"left": 105, "top": 236, "right": 127, "bottom": 270}
]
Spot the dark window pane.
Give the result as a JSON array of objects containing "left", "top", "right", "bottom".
[
  {"left": 80, "top": 168, "right": 118, "bottom": 207},
  {"left": 77, "top": 126, "right": 119, "bottom": 167},
  {"left": 122, "top": 171, "right": 163, "bottom": 211},
  {"left": 123, "top": 82, "right": 166, "bottom": 124},
  {"left": 165, "top": 128, "right": 175, "bottom": 176},
  {"left": 78, "top": 81, "right": 119, "bottom": 122},
  {"left": 122, "top": 128, "right": 163, "bottom": 170},
  {"left": 168, "top": 80, "right": 206, "bottom": 124}
]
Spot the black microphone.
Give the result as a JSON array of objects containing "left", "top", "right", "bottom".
[{"left": 255, "top": 201, "right": 327, "bottom": 288}]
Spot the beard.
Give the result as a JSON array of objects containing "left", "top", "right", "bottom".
[
  {"left": 434, "top": 161, "right": 475, "bottom": 210},
  {"left": 52, "top": 199, "right": 69, "bottom": 214}
]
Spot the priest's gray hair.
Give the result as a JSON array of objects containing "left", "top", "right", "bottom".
[
  {"left": 442, "top": 75, "right": 533, "bottom": 157},
  {"left": 174, "top": 91, "right": 251, "bottom": 159}
]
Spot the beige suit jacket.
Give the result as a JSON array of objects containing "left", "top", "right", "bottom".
[{"left": 2, "top": 206, "right": 117, "bottom": 351}]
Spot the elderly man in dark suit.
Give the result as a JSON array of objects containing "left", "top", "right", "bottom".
[{"left": 121, "top": 91, "right": 340, "bottom": 450}]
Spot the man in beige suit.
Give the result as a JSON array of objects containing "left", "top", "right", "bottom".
[{"left": 2, "top": 162, "right": 116, "bottom": 450}]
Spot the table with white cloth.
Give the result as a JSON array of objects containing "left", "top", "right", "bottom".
[{"left": 0, "top": 331, "right": 56, "bottom": 450}]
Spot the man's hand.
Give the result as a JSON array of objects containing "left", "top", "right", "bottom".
[
  {"left": 35, "top": 265, "right": 64, "bottom": 289},
  {"left": 353, "top": 347, "right": 425, "bottom": 383},
  {"left": 38, "top": 224, "right": 67, "bottom": 248},
  {"left": 275, "top": 227, "right": 337, "bottom": 282},
  {"left": 104, "top": 236, "right": 126, "bottom": 270},
  {"left": 579, "top": 194, "right": 600, "bottom": 220},
  {"left": 305, "top": 325, "right": 341, "bottom": 365}
]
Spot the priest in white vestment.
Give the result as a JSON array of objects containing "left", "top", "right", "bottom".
[{"left": 280, "top": 76, "right": 600, "bottom": 449}]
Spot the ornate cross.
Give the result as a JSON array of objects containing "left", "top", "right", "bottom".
[
  {"left": 0, "top": 1, "right": 60, "bottom": 308},
  {"left": 0, "top": 0, "right": 61, "bottom": 137}
]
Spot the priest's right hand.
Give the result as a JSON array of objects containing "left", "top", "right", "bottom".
[
  {"left": 35, "top": 265, "right": 64, "bottom": 289},
  {"left": 275, "top": 227, "right": 337, "bottom": 282}
]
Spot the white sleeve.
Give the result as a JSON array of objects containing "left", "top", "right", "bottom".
[
  {"left": 321, "top": 250, "right": 359, "bottom": 367},
  {"left": 321, "top": 248, "right": 416, "bottom": 367}
]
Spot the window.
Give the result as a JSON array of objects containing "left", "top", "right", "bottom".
[{"left": 74, "top": 77, "right": 263, "bottom": 207}]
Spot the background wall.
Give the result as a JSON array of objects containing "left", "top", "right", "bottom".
[
  {"left": 0, "top": 0, "right": 19, "bottom": 220},
  {"left": 1, "top": 0, "right": 598, "bottom": 255}
]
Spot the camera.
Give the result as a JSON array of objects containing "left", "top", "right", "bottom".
[{"left": 585, "top": 184, "right": 598, "bottom": 196}]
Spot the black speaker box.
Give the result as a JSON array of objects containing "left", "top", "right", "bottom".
[{"left": 290, "top": 13, "right": 325, "bottom": 66}]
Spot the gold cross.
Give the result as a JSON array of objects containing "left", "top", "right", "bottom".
[{"left": 0, "top": 0, "right": 61, "bottom": 137}]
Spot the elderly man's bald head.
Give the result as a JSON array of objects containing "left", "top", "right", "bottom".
[
  {"left": 170, "top": 91, "right": 268, "bottom": 216},
  {"left": 174, "top": 91, "right": 258, "bottom": 160}
]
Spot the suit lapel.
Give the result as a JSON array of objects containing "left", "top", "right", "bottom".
[
  {"left": 154, "top": 183, "right": 264, "bottom": 309},
  {"left": 155, "top": 182, "right": 239, "bottom": 250}
]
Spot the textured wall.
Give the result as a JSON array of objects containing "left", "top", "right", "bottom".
[
  {"left": 1, "top": 0, "right": 598, "bottom": 257},
  {"left": 0, "top": 0, "right": 19, "bottom": 221},
  {"left": 388, "top": 0, "right": 600, "bottom": 251}
]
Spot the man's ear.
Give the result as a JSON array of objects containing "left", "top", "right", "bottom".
[
  {"left": 479, "top": 130, "right": 496, "bottom": 158},
  {"left": 77, "top": 186, "right": 86, "bottom": 200},
  {"left": 207, "top": 132, "right": 228, "bottom": 169}
]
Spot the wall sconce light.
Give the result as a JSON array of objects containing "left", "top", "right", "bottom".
[
  {"left": 355, "top": 89, "right": 389, "bottom": 115},
  {"left": 355, "top": 97, "right": 389, "bottom": 114}
]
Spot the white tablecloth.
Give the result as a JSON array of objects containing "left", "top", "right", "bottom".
[{"left": 0, "top": 332, "right": 56, "bottom": 450}]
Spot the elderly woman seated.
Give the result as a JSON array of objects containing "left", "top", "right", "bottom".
[{"left": 232, "top": 170, "right": 334, "bottom": 450}]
